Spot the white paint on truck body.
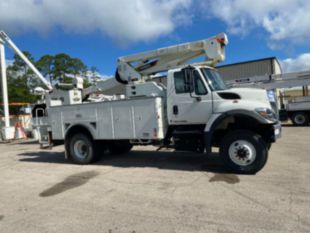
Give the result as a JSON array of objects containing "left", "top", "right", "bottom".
[{"left": 49, "top": 97, "right": 166, "bottom": 141}]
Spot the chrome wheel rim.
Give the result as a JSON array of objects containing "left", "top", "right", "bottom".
[
  {"left": 228, "top": 140, "right": 256, "bottom": 166},
  {"left": 73, "top": 140, "right": 89, "bottom": 159}
]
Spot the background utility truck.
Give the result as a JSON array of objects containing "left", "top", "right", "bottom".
[{"left": 0, "top": 31, "right": 281, "bottom": 174}]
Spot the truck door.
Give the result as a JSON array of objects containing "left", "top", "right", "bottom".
[{"left": 167, "top": 68, "right": 213, "bottom": 125}]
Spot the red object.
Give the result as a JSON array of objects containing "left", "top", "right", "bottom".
[
  {"left": 216, "top": 38, "right": 226, "bottom": 45},
  {"left": 14, "top": 122, "right": 27, "bottom": 140}
]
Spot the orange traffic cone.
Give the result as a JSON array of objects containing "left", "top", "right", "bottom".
[{"left": 14, "top": 122, "right": 27, "bottom": 140}]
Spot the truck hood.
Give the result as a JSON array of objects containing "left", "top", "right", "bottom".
[
  {"left": 215, "top": 88, "right": 269, "bottom": 103},
  {"left": 213, "top": 87, "right": 273, "bottom": 115}
]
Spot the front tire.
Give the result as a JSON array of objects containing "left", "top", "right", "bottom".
[
  {"left": 220, "top": 130, "right": 268, "bottom": 174},
  {"left": 291, "top": 112, "right": 309, "bottom": 126},
  {"left": 67, "top": 133, "right": 99, "bottom": 164}
]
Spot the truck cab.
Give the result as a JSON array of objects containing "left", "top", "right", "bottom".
[{"left": 165, "top": 65, "right": 281, "bottom": 173}]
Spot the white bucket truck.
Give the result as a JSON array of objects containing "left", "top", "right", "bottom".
[{"left": 0, "top": 31, "right": 281, "bottom": 173}]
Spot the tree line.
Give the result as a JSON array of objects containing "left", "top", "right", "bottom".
[{"left": 0, "top": 51, "right": 98, "bottom": 114}]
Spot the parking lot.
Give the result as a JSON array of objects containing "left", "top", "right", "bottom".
[{"left": 0, "top": 125, "right": 309, "bottom": 233}]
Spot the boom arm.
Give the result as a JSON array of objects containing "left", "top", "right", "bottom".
[
  {"left": 116, "top": 32, "right": 228, "bottom": 84},
  {"left": 226, "top": 71, "right": 310, "bottom": 90},
  {"left": 0, "top": 31, "right": 53, "bottom": 91}
]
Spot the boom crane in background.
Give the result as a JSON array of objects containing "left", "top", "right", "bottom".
[
  {"left": 0, "top": 31, "right": 53, "bottom": 90},
  {"left": 226, "top": 71, "right": 310, "bottom": 90},
  {"left": 0, "top": 30, "right": 52, "bottom": 139},
  {"left": 226, "top": 71, "right": 310, "bottom": 125}
]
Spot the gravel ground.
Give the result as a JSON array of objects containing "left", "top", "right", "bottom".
[{"left": 0, "top": 125, "right": 309, "bottom": 233}]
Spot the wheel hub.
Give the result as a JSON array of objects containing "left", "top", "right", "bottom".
[
  {"left": 295, "top": 115, "right": 305, "bottom": 125},
  {"left": 73, "top": 140, "right": 89, "bottom": 159},
  {"left": 228, "top": 140, "right": 256, "bottom": 166},
  {"left": 236, "top": 146, "right": 249, "bottom": 159}
]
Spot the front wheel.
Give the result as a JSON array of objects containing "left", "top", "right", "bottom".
[
  {"left": 220, "top": 130, "right": 268, "bottom": 174},
  {"left": 291, "top": 112, "right": 309, "bottom": 126}
]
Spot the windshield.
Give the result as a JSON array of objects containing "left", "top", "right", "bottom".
[{"left": 201, "top": 68, "right": 227, "bottom": 91}]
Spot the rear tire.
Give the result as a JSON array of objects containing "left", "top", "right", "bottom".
[
  {"left": 67, "top": 133, "right": 100, "bottom": 164},
  {"left": 108, "top": 140, "right": 133, "bottom": 155},
  {"left": 291, "top": 112, "right": 309, "bottom": 126},
  {"left": 219, "top": 130, "right": 268, "bottom": 174}
]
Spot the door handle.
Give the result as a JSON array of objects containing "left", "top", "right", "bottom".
[{"left": 173, "top": 105, "right": 178, "bottom": 115}]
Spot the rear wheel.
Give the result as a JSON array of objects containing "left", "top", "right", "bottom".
[
  {"left": 220, "top": 130, "right": 268, "bottom": 174},
  {"left": 291, "top": 112, "right": 309, "bottom": 126},
  {"left": 67, "top": 133, "right": 100, "bottom": 164}
]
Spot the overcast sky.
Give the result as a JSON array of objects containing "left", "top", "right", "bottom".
[{"left": 0, "top": 0, "right": 309, "bottom": 75}]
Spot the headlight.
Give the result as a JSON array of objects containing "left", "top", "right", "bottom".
[{"left": 255, "top": 107, "right": 277, "bottom": 121}]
